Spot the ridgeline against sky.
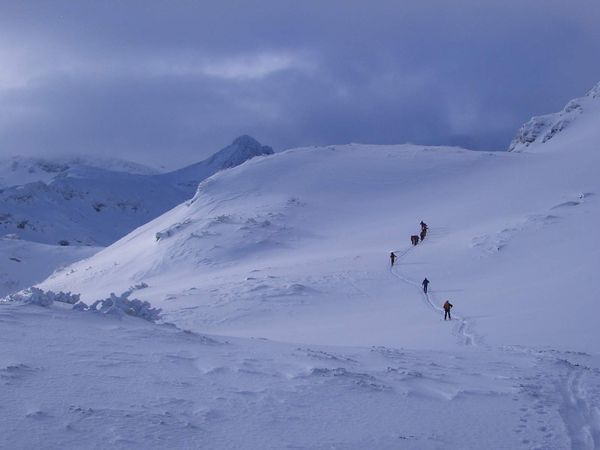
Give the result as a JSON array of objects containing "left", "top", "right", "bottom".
[{"left": 1, "top": 0, "right": 599, "bottom": 167}]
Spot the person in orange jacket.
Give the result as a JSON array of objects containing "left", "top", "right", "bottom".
[{"left": 443, "top": 300, "right": 453, "bottom": 320}]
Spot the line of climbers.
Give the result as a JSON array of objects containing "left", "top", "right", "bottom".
[
  {"left": 421, "top": 277, "right": 453, "bottom": 320},
  {"left": 390, "top": 221, "right": 454, "bottom": 321},
  {"left": 410, "top": 221, "right": 428, "bottom": 246}
]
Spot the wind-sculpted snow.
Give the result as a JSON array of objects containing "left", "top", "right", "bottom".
[
  {"left": 1, "top": 286, "right": 161, "bottom": 322},
  {"left": 1, "top": 287, "right": 80, "bottom": 306},
  {"left": 155, "top": 219, "right": 194, "bottom": 241},
  {"left": 3, "top": 301, "right": 600, "bottom": 449},
  {"left": 470, "top": 213, "right": 560, "bottom": 255},
  {"left": 86, "top": 291, "right": 162, "bottom": 322}
]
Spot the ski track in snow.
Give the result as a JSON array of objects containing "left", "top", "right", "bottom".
[
  {"left": 557, "top": 363, "right": 600, "bottom": 449},
  {"left": 515, "top": 349, "right": 600, "bottom": 450},
  {"left": 391, "top": 231, "right": 600, "bottom": 449},
  {"left": 390, "top": 232, "right": 476, "bottom": 346}
]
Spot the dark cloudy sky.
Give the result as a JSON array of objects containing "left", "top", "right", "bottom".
[{"left": 1, "top": 1, "right": 599, "bottom": 167}]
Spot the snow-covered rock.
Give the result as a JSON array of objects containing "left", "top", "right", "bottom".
[
  {"left": 1, "top": 286, "right": 80, "bottom": 306},
  {"left": 1, "top": 286, "right": 161, "bottom": 322},
  {"left": 586, "top": 80, "right": 600, "bottom": 99},
  {"left": 508, "top": 80, "right": 600, "bottom": 152},
  {"left": 86, "top": 291, "right": 162, "bottom": 322}
]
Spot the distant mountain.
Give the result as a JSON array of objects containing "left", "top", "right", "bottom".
[
  {"left": 508, "top": 81, "right": 600, "bottom": 152},
  {"left": 0, "top": 155, "right": 161, "bottom": 189},
  {"left": 0, "top": 136, "right": 273, "bottom": 246},
  {"left": 161, "top": 135, "right": 274, "bottom": 189}
]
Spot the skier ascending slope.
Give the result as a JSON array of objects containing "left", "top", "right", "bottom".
[
  {"left": 422, "top": 278, "right": 430, "bottom": 293},
  {"left": 390, "top": 252, "right": 396, "bottom": 267},
  {"left": 420, "top": 221, "right": 428, "bottom": 242},
  {"left": 443, "top": 300, "right": 453, "bottom": 320}
]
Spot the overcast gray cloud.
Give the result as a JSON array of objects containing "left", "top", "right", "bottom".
[{"left": 1, "top": 0, "right": 599, "bottom": 167}]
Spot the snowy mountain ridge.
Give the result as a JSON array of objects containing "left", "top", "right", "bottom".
[
  {"left": 0, "top": 155, "right": 161, "bottom": 189},
  {"left": 0, "top": 136, "right": 273, "bottom": 246},
  {"left": 159, "top": 135, "right": 273, "bottom": 189},
  {"left": 508, "top": 80, "right": 600, "bottom": 152}
]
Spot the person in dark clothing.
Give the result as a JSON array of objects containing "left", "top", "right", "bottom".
[
  {"left": 420, "top": 221, "right": 428, "bottom": 232},
  {"left": 390, "top": 252, "right": 396, "bottom": 266},
  {"left": 422, "top": 278, "right": 430, "bottom": 293},
  {"left": 420, "top": 229, "right": 426, "bottom": 242},
  {"left": 411, "top": 235, "right": 419, "bottom": 246},
  {"left": 443, "top": 300, "right": 453, "bottom": 320}
]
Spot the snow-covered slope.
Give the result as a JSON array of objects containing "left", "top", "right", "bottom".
[
  {"left": 3, "top": 300, "right": 596, "bottom": 449},
  {"left": 40, "top": 139, "right": 598, "bottom": 350},
  {"left": 5, "top": 83, "right": 600, "bottom": 449},
  {"left": 0, "top": 136, "right": 273, "bottom": 245},
  {"left": 0, "top": 236, "right": 100, "bottom": 297},
  {"left": 40, "top": 82, "right": 600, "bottom": 353}
]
